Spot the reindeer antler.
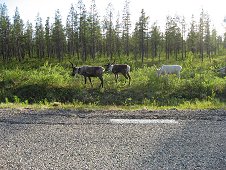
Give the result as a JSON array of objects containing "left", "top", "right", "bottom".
[
  {"left": 69, "top": 61, "right": 74, "bottom": 67},
  {"left": 111, "top": 59, "right": 116, "bottom": 65}
]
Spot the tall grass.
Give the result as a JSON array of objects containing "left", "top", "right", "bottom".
[{"left": 0, "top": 55, "right": 225, "bottom": 109}]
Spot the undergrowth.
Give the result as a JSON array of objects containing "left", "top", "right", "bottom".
[{"left": 0, "top": 54, "right": 225, "bottom": 110}]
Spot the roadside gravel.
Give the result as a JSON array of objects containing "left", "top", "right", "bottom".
[{"left": 0, "top": 108, "right": 226, "bottom": 123}]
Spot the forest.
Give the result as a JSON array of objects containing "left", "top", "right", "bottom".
[
  {"left": 1, "top": 1, "right": 226, "bottom": 62},
  {"left": 0, "top": 1, "right": 226, "bottom": 109}
]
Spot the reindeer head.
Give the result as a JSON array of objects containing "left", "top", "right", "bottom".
[
  {"left": 70, "top": 61, "right": 80, "bottom": 77},
  {"left": 156, "top": 68, "right": 161, "bottom": 77},
  {"left": 154, "top": 65, "right": 161, "bottom": 77},
  {"left": 104, "top": 60, "right": 115, "bottom": 72}
]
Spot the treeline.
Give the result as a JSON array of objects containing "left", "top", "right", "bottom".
[{"left": 1, "top": 1, "right": 226, "bottom": 63}]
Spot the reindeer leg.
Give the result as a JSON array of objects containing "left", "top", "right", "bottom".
[
  {"left": 115, "top": 74, "right": 118, "bottom": 83},
  {"left": 124, "top": 74, "right": 128, "bottom": 79},
  {"left": 178, "top": 72, "right": 181, "bottom": 79},
  {"left": 122, "top": 73, "right": 128, "bottom": 84},
  {"left": 121, "top": 72, "right": 131, "bottom": 85},
  {"left": 84, "top": 76, "right": 87, "bottom": 85},
  {"left": 127, "top": 73, "right": 131, "bottom": 85},
  {"left": 98, "top": 76, "right": 104, "bottom": 88},
  {"left": 88, "top": 77, "right": 93, "bottom": 88}
]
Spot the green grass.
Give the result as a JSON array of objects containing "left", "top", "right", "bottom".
[
  {"left": 0, "top": 54, "right": 226, "bottom": 110},
  {"left": 0, "top": 99, "right": 225, "bottom": 111}
]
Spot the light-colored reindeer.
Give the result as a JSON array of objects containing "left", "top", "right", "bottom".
[
  {"left": 70, "top": 62, "right": 104, "bottom": 88},
  {"left": 156, "top": 65, "right": 182, "bottom": 78}
]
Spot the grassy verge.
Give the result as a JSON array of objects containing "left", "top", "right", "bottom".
[
  {"left": 0, "top": 54, "right": 225, "bottom": 110},
  {"left": 0, "top": 99, "right": 225, "bottom": 111}
]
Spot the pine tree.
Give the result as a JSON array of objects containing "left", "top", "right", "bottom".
[
  {"left": 12, "top": 7, "right": 24, "bottom": 61},
  {"left": 35, "top": 14, "right": 45, "bottom": 58},
  {"left": 24, "top": 21, "right": 33, "bottom": 58},
  {"left": 165, "top": 16, "right": 174, "bottom": 60},
  {"left": 52, "top": 9, "right": 66, "bottom": 61},
  {"left": 45, "top": 17, "right": 51, "bottom": 58},
  {"left": 181, "top": 16, "right": 186, "bottom": 60},
  {"left": 187, "top": 15, "right": 198, "bottom": 54},
  {"left": 210, "top": 29, "right": 217, "bottom": 56},
  {"left": 204, "top": 13, "right": 211, "bottom": 59},
  {"left": 115, "top": 12, "right": 122, "bottom": 57},
  {"left": 78, "top": 0, "right": 88, "bottom": 61},
  {"left": 150, "top": 22, "right": 161, "bottom": 59},
  {"left": 216, "top": 35, "right": 222, "bottom": 54},
  {"left": 88, "top": 0, "right": 100, "bottom": 59},
  {"left": 122, "top": 0, "right": 131, "bottom": 56},
  {"left": 138, "top": 9, "right": 148, "bottom": 63},
  {"left": 66, "top": 4, "right": 78, "bottom": 57},
  {"left": 171, "top": 16, "right": 182, "bottom": 61},
  {"left": 199, "top": 9, "right": 205, "bottom": 61},
  {"left": 0, "top": 3, "right": 11, "bottom": 61},
  {"left": 132, "top": 22, "right": 140, "bottom": 60},
  {"left": 103, "top": 2, "right": 114, "bottom": 59},
  {"left": 132, "top": 9, "right": 149, "bottom": 63}
]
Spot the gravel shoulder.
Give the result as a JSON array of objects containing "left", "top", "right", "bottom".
[{"left": 0, "top": 108, "right": 226, "bottom": 124}]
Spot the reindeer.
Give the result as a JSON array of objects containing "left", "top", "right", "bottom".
[
  {"left": 70, "top": 62, "right": 104, "bottom": 88},
  {"left": 105, "top": 60, "right": 131, "bottom": 85},
  {"left": 156, "top": 65, "right": 182, "bottom": 78},
  {"left": 217, "top": 66, "right": 226, "bottom": 76}
]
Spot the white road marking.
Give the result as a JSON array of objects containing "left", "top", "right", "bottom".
[{"left": 110, "top": 119, "right": 179, "bottom": 124}]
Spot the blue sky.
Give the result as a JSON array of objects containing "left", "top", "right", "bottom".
[{"left": 2, "top": 0, "right": 226, "bottom": 35}]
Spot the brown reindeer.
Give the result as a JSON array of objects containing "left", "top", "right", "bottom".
[
  {"left": 105, "top": 60, "right": 131, "bottom": 85},
  {"left": 70, "top": 62, "right": 104, "bottom": 88}
]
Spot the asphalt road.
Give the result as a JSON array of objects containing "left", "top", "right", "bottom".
[{"left": 0, "top": 109, "right": 226, "bottom": 169}]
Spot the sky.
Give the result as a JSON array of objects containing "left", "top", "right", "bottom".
[{"left": 1, "top": 0, "right": 226, "bottom": 35}]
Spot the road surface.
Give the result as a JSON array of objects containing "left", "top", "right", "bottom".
[{"left": 0, "top": 109, "right": 226, "bottom": 169}]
